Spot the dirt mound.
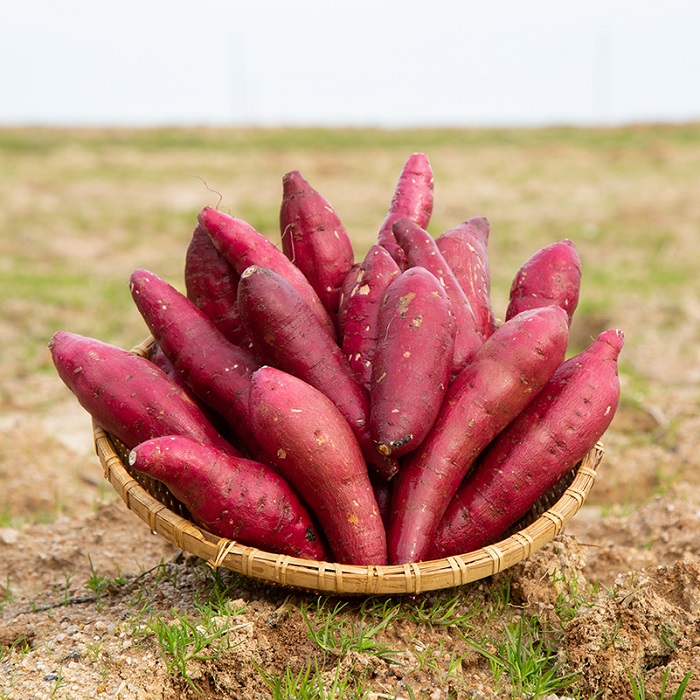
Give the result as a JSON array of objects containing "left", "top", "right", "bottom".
[{"left": 565, "top": 560, "right": 700, "bottom": 698}]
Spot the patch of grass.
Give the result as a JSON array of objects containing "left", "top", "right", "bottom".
[
  {"left": 551, "top": 569, "right": 601, "bottom": 627},
  {"left": 628, "top": 668, "right": 693, "bottom": 700},
  {"left": 412, "top": 637, "right": 469, "bottom": 689},
  {"left": 256, "top": 657, "right": 365, "bottom": 700},
  {"left": 135, "top": 593, "right": 248, "bottom": 695},
  {"left": 467, "top": 614, "right": 580, "bottom": 698},
  {"left": 5, "top": 123, "right": 700, "bottom": 159},
  {"left": 0, "top": 505, "right": 14, "bottom": 529},
  {"left": 0, "top": 574, "right": 13, "bottom": 611},
  {"left": 85, "top": 555, "right": 128, "bottom": 608},
  {"left": 141, "top": 609, "right": 234, "bottom": 694},
  {"left": 399, "top": 590, "right": 484, "bottom": 630},
  {"left": 299, "top": 598, "right": 399, "bottom": 663}
]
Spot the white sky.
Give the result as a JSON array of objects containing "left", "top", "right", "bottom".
[{"left": 2, "top": 0, "right": 700, "bottom": 127}]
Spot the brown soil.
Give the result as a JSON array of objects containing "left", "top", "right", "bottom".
[{"left": 3, "top": 126, "right": 700, "bottom": 699}]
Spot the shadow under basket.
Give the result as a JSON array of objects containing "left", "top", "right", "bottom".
[{"left": 93, "top": 417, "right": 604, "bottom": 596}]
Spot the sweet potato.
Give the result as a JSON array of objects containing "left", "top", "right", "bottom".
[
  {"left": 48, "top": 331, "right": 239, "bottom": 457},
  {"left": 429, "top": 329, "right": 624, "bottom": 558},
  {"left": 149, "top": 342, "right": 191, "bottom": 390},
  {"left": 336, "top": 262, "right": 362, "bottom": 339},
  {"left": 386, "top": 306, "right": 570, "bottom": 564},
  {"left": 129, "top": 269, "right": 261, "bottom": 456},
  {"left": 505, "top": 239, "right": 582, "bottom": 326},
  {"left": 184, "top": 223, "right": 254, "bottom": 352},
  {"left": 436, "top": 217, "right": 496, "bottom": 339},
  {"left": 280, "top": 170, "right": 355, "bottom": 325},
  {"left": 197, "top": 206, "right": 337, "bottom": 340},
  {"left": 377, "top": 153, "right": 434, "bottom": 268},
  {"left": 369, "top": 266, "right": 455, "bottom": 457},
  {"left": 392, "top": 217, "right": 483, "bottom": 373},
  {"left": 248, "top": 366, "right": 387, "bottom": 565},
  {"left": 236, "top": 264, "right": 398, "bottom": 480},
  {"left": 149, "top": 342, "right": 248, "bottom": 453},
  {"left": 341, "top": 244, "right": 401, "bottom": 389},
  {"left": 129, "top": 435, "right": 328, "bottom": 560}
]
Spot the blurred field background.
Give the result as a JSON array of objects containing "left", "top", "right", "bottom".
[{"left": 3, "top": 124, "right": 700, "bottom": 516}]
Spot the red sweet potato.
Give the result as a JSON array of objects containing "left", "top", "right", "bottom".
[
  {"left": 336, "top": 262, "right": 362, "bottom": 339},
  {"left": 149, "top": 342, "right": 227, "bottom": 429},
  {"left": 48, "top": 331, "right": 239, "bottom": 457},
  {"left": 248, "top": 366, "right": 387, "bottom": 565},
  {"left": 505, "top": 239, "right": 582, "bottom": 326},
  {"left": 150, "top": 342, "right": 191, "bottom": 389},
  {"left": 377, "top": 153, "right": 434, "bottom": 268},
  {"left": 386, "top": 306, "right": 570, "bottom": 564},
  {"left": 280, "top": 170, "right": 355, "bottom": 325},
  {"left": 129, "top": 269, "right": 261, "bottom": 457},
  {"left": 370, "top": 266, "right": 456, "bottom": 458},
  {"left": 236, "top": 264, "right": 398, "bottom": 480},
  {"left": 436, "top": 217, "right": 496, "bottom": 340},
  {"left": 429, "top": 329, "right": 624, "bottom": 558},
  {"left": 392, "top": 217, "right": 484, "bottom": 373},
  {"left": 129, "top": 435, "right": 328, "bottom": 560},
  {"left": 341, "top": 244, "right": 401, "bottom": 389},
  {"left": 197, "top": 206, "right": 337, "bottom": 340},
  {"left": 184, "top": 223, "right": 254, "bottom": 352}
]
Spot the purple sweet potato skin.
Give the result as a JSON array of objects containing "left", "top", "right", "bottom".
[
  {"left": 393, "top": 217, "right": 483, "bottom": 374},
  {"left": 436, "top": 217, "right": 496, "bottom": 340},
  {"left": 48, "top": 331, "right": 239, "bottom": 456},
  {"left": 280, "top": 170, "right": 355, "bottom": 325},
  {"left": 149, "top": 342, "right": 192, "bottom": 392},
  {"left": 377, "top": 153, "right": 434, "bottom": 269},
  {"left": 197, "top": 206, "right": 337, "bottom": 340},
  {"left": 370, "top": 266, "right": 456, "bottom": 458},
  {"left": 386, "top": 306, "right": 570, "bottom": 564},
  {"left": 429, "top": 329, "right": 624, "bottom": 558},
  {"left": 248, "top": 366, "right": 387, "bottom": 565},
  {"left": 184, "top": 223, "right": 253, "bottom": 351},
  {"left": 237, "top": 265, "right": 398, "bottom": 480},
  {"left": 129, "top": 435, "right": 328, "bottom": 560},
  {"left": 149, "top": 342, "right": 231, "bottom": 435},
  {"left": 336, "top": 262, "right": 362, "bottom": 339},
  {"left": 129, "top": 269, "right": 261, "bottom": 456},
  {"left": 505, "top": 239, "right": 582, "bottom": 326},
  {"left": 342, "top": 245, "right": 401, "bottom": 389}
]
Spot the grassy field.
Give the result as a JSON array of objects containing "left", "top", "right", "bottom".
[
  {"left": 4, "top": 124, "right": 700, "bottom": 378},
  {"left": 3, "top": 124, "right": 700, "bottom": 698}
]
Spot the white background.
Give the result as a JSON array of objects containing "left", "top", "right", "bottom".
[{"left": 2, "top": 0, "right": 699, "bottom": 127}]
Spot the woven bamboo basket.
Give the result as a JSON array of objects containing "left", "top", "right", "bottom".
[{"left": 92, "top": 337, "right": 605, "bottom": 596}]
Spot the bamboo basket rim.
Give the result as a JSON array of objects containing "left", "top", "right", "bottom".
[{"left": 92, "top": 337, "right": 605, "bottom": 596}]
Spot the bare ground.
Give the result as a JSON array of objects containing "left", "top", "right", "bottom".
[{"left": 2, "top": 126, "right": 700, "bottom": 698}]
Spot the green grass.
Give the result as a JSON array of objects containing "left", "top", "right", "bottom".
[
  {"left": 129, "top": 569, "right": 249, "bottom": 694},
  {"left": 256, "top": 658, "right": 365, "bottom": 700},
  {"left": 4, "top": 122, "right": 700, "bottom": 156},
  {"left": 629, "top": 668, "right": 693, "bottom": 700},
  {"left": 141, "top": 606, "right": 243, "bottom": 694},
  {"left": 467, "top": 614, "right": 580, "bottom": 698},
  {"left": 299, "top": 598, "right": 400, "bottom": 663}
]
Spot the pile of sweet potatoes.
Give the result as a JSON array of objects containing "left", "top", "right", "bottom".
[{"left": 49, "top": 153, "right": 623, "bottom": 567}]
